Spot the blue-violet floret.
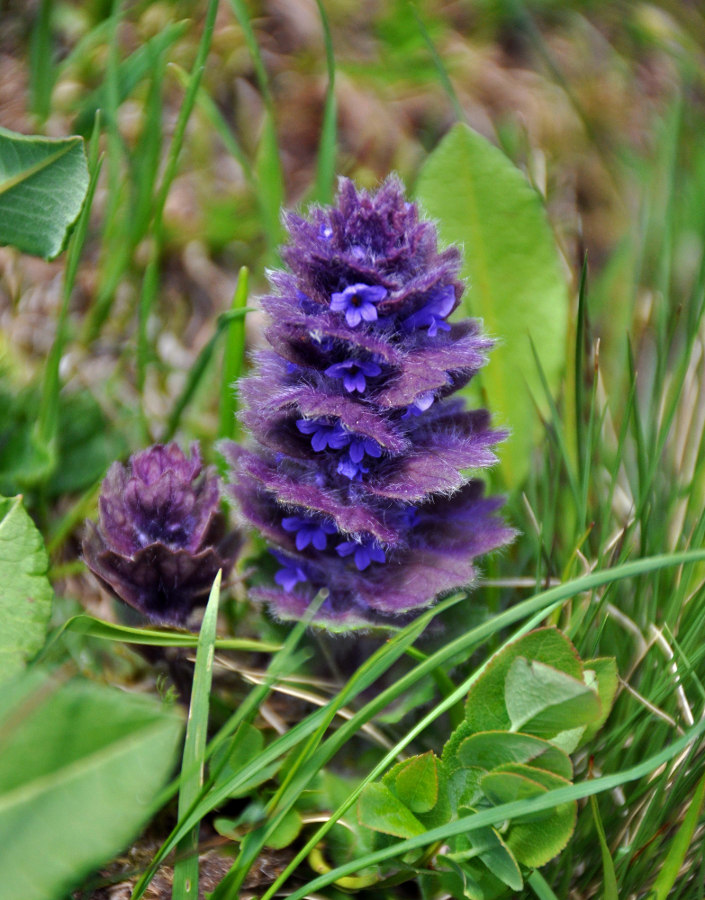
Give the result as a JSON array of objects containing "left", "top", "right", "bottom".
[{"left": 223, "top": 176, "right": 513, "bottom": 628}]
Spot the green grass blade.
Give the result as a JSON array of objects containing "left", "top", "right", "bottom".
[
  {"left": 172, "top": 571, "right": 221, "bottom": 900},
  {"left": 574, "top": 256, "right": 589, "bottom": 481},
  {"left": 312, "top": 0, "right": 337, "bottom": 205},
  {"left": 259, "top": 599, "right": 565, "bottom": 900},
  {"left": 163, "top": 306, "right": 255, "bottom": 442},
  {"left": 651, "top": 767, "right": 705, "bottom": 900},
  {"left": 57, "top": 614, "right": 280, "bottom": 652},
  {"left": 35, "top": 118, "right": 101, "bottom": 459},
  {"left": 134, "top": 549, "right": 705, "bottom": 900},
  {"left": 408, "top": 0, "right": 463, "bottom": 122},
  {"left": 211, "top": 596, "right": 461, "bottom": 899},
  {"left": 219, "top": 267, "right": 249, "bottom": 441},
  {"left": 73, "top": 22, "right": 188, "bottom": 135},
  {"left": 528, "top": 870, "right": 561, "bottom": 900},
  {"left": 227, "top": 0, "right": 283, "bottom": 256},
  {"left": 130, "top": 593, "right": 325, "bottom": 900},
  {"left": 589, "top": 795, "right": 619, "bottom": 900},
  {"left": 28, "top": 0, "right": 53, "bottom": 123},
  {"left": 170, "top": 64, "right": 254, "bottom": 185},
  {"left": 137, "top": 0, "right": 219, "bottom": 406},
  {"left": 227, "top": 0, "right": 273, "bottom": 108},
  {"left": 254, "top": 114, "right": 284, "bottom": 262}
]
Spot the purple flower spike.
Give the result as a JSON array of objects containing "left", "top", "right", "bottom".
[
  {"left": 330, "top": 283, "right": 387, "bottom": 327},
  {"left": 83, "top": 442, "right": 240, "bottom": 626},
  {"left": 224, "top": 176, "right": 513, "bottom": 628},
  {"left": 402, "top": 284, "right": 455, "bottom": 336},
  {"left": 325, "top": 359, "right": 382, "bottom": 393},
  {"left": 337, "top": 539, "right": 387, "bottom": 571}
]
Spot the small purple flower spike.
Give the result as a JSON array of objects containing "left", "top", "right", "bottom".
[
  {"left": 83, "top": 443, "right": 240, "bottom": 626},
  {"left": 330, "top": 283, "right": 387, "bottom": 327},
  {"left": 325, "top": 359, "right": 382, "bottom": 393},
  {"left": 224, "top": 176, "right": 513, "bottom": 628}
]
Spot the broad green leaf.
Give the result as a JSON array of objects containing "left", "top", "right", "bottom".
[
  {"left": 393, "top": 752, "right": 439, "bottom": 813},
  {"left": 0, "top": 126, "right": 89, "bottom": 259},
  {"left": 214, "top": 721, "right": 265, "bottom": 781},
  {"left": 436, "top": 855, "right": 488, "bottom": 900},
  {"left": 0, "top": 495, "right": 53, "bottom": 683},
  {"left": 439, "top": 833, "right": 514, "bottom": 900},
  {"left": 446, "top": 766, "right": 484, "bottom": 811},
  {"left": 456, "top": 731, "right": 572, "bottom": 781},
  {"left": 464, "top": 822, "right": 523, "bottom": 891},
  {"left": 0, "top": 669, "right": 183, "bottom": 900},
  {"left": 580, "top": 657, "right": 619, "bottom": 745},
  {"left": 507, "top": 803, "right": 577, "bottom": 869},
  {"left": 211, "top": 722, "right": 278, "bottom": 799},
  {"left": 443, "top": 628, "right": 582, "bottom": 761},
  {"left": 549, "top": 725, "right": 587, "bottom": 755},
  {"left": 415, "top": 122, "right": 568, "bottom": 488},
  {"left": 481, "top": 763, "right": 571, "bottom": 808},
  {"left": 265, "top": 808, "right": 302, "bottom": 850},
  {"left": 357, "top": 782, "right": 426, "bottom": 839},
  {"left": 480, "top": 768, "right": 553, "bottom": 809},
  {"left": 505, "top": 658, "right": 602, "bottom": 738},
  {"left": 481, "top": 764, "right": 577, "bottom": 868},
  {"left": 504, "top": 772, "right": 577, "bottom": 868}
]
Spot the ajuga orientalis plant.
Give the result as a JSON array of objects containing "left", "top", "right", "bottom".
[{"left": 223, "top": 177, "right": 513, "bottom": 628}]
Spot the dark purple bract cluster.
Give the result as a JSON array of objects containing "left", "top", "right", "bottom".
[
  {"left": 83, "top": 442, "right": 240, "bottom": 626},
  {"left": 223, "top": 177, "right": 513, "bottom": 628}
]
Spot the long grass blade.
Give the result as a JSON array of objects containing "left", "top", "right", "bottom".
[
  {"left": 312, "top": 0, "right": 337, "bottom": 205},
  {"left": 59, "top": 614, "right": 280, "bottom": 652},
  {"left": 589, "top": 795, "right": 619, "bottom": 900},
  {"left": 650, "top": 767, "right": 705, "bottom": 900},
  {"left": 163, "top": 305, "right": 255, "bottom": 442},
  {"left": 137, "top": 0, "right": 219, "bottom": 407},
  {"left": 36, "top": 116, "right": 102, "bottom": 457},
  {"left": 218, "top": 267, "right": 249, "bottom": 441},
  {"left": 172, "top": 570, "right": 221, "bottom": 900}
]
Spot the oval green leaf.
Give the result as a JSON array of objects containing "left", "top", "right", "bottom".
[
  {"left": 0, "top": 670, "right": 183, "bottom": 900},
  {"left": 357, "top": 781, "right": 426, "bottom": 839},
  {"left": 415, "top": 122, "right": 568, "bottom": 488},
  {"left": 394, "top": 751, "right": 439, "bottom": 813},
  {"left": 0, "top": 126, "right": 89, "bottom": 259},
  {"left": 505, "top": 657, "right": 602, "bottom": 738},
  {"left": 457, "top": 731, "right": 572, "bottom": 780},
  {"left": 0, "top": 495, "right": 53, "bottom": 684}
]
